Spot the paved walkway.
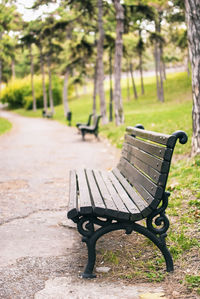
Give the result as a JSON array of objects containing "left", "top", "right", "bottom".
[{"left": 0, "top": 111, "right": 165, "bottom": 299}]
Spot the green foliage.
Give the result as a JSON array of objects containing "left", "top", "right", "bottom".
[
  {"left": 169, "top": 230, "right": 199, "bottom": 259},
  {"left": 1, "top": 78, "right": 30, "bottom": 108},
  {"left": 0, "top": 76, "right": 63, "bottom": 110},
  {"left": 185, "top": 275, "right": 200, "bottom": 294},
  {"left": 0, "top": 117, "right": 12, "bottom": 135}
]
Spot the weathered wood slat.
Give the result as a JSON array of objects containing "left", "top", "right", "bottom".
[
  {"left": 125, "top": 134, "right": 173, "bottom": 161},
  {"left": 117, "top": 158, "right": 163, "bottom": 199},
  {"left": 76, "top": 169, "right": 93, "bottom": 215},
  {"left": 123, "top": 142, "right": 170, "bottom": 174},
  {"left": 112, "top": 168, "right": 152, "bottom": 217},
  {"left": 122, "top": 148, "right": 167, "bottom": 186},
  {"left": 67, "top": 170, "right": 78, "bottom": 219},
  {"left": 108, "top": 171, "right": 143, "bottom": 220},
  {"left": 126, "top": 126, "right": 177, "bottom": 148},
  {"left": 100, "top": 170, "right": 130, "bottom": 220},
  {"left": 93, "top": 170, "right": 119, "bottom": 218},
  {"left": 85, "top": 169, "right": 106, "bottom": 216},
  {"left": 133, "top": 181, "right": 160, "bottom": 209}
]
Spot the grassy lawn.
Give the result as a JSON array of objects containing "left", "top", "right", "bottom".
[
  {"left": 14, "top": 71, "right": 200, "bottom": 296},
  {"left": 0, "top": 117, "right": 12, "bottom": 135}
]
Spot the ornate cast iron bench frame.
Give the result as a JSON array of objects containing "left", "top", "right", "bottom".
[{"left": 67, "top": 124, "right": 188, "bottom": 278}]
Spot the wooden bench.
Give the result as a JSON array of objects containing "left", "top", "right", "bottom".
[
  {"left": 78, "top": 115, "right": 102, "bottom": 140},
  {"left": 67, "top": 124, "right": 188, "bottom": 278},
  {"left": 76, "top": 113, "right": 93, "bottom": 129}
]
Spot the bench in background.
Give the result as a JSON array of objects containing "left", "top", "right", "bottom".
[
  {"left": 67, "top": 124, "right": 188, "bottom": 278},
  {"left": 78, "top": 115, "right": 102, "bottom": 141},
  {"left": 42, "top": 110, "right": 54, "bottom": 118},
  {"left": 76, "top": 113, "right": 93, "bottom": 129}
]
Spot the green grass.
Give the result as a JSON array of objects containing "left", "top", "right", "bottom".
[
  {"left": 185, "top": 275, "right": 200, "bottom": 295},
  {"left": 0, "top": 117, "right": 12, "bottom": 135}
]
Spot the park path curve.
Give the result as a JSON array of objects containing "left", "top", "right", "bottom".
[{"left": 0, "top": 111, "right": 164, "bottom": 299}]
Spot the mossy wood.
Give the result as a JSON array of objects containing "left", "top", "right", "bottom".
[{"left": 67, "top": 124, "right": 188, "bottom": 278}]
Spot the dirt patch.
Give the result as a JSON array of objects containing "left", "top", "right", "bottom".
[{"left": 0, "top": 180, "right": 29, "bottom": 191}]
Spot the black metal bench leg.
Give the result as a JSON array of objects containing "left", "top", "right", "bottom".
[
  {"left": 80, "top": 220, "right": 173, "bottom": 278},
  {"left": 81, "top": 130, "right": 85, "bottom": 141},
  {"left": 75, "top": 199, "right": 173, "bottom": 279},
  {"left": 81, "top": 236, "right": 97, "bottom": 278}
]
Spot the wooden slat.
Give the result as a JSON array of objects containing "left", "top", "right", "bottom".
[
  {"left": 100, "top": 170, "right": 130, "bottom": 220},
  {"left": 93, "top": 170, "right": 119, "bottom": 218},
  {"left": 113, "top": 167, "right": 159, "bottom": 209},
  {"left": 76, "top": 169, "right": 93, "bottom": 215},
  {"left": 122, "top": 148, "right": 167, "bottom": 186},
  {"left": 123, "top": 143, "right": 170, "bottom": 173},
  {"left": 133, "top": 181, "right": 160, "bottom": 209},
  {"left": 125, "top": 134, "right": 173, "bottom": 161},
  {"left": 108, "top": 171, "right": 143, "bottom": 220},
  {"left": 117, "top": 158, "right": 163, "bottom": 199},
  {"left": 112, "top": 168, "right": 152, "bottom": 217},
  {"left": 85, "top": 169, "right": 106, "bottom": 216},
  {"left": 126, "top": 126, "right": 177, "bottom": 148},
  {"left": 67, "top": 170, "right": 78, "bottom": 219}
]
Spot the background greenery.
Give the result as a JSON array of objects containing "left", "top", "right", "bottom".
[{"left": 0, "top": 117, "right": 12, "bottom": 135}]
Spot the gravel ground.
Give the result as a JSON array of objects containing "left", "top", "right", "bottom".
[{"left": 0, "top": 111, "right": 166, "bottom": 299}]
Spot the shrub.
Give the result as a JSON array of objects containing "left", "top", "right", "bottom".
[
  {"left": 1, "top": 78, "right": 30, "bottom": 108},
  {"left": 0, "top": 75, "right": 64, "bottom": 110}
]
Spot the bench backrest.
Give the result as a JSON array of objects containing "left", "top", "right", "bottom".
[
  {"left": 116, "top": 125, "right": 187, "bottom": 209},
  {"left": 91, "top": 115, "right": 102, "bottom": 130},
  {"left": 87, "top": 114, "right": 94, "bottom": 126}
]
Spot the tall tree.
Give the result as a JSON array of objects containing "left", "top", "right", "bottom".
[
  {"left": 0, "top": 1, "right": 19, "bottom": 97},
  {"left": 185, "top": 0, "right": 200, "bottom": 156},
  {"left": 21, "top": 24, "right": 37, "bottom": 110},
  {"left": 113, "top": 0, "right": 124, "bottom": 125},
  {"left": 97, "top": 0, "right": 107, "bottom": 124},
  {"left": 104, "top": 33, "right": 115, "bottom": 121},
  {"left": 136, "top": 29, "right": 145, "bottom": 95}
]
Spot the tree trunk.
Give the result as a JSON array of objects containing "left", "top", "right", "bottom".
[
  {"left": 154, "top": 42, "right": 160, "bottom": 100},
  {"left": 185, "top": 0, "right": 200, "bottom": 156},
  {"left": 138, "top": 30, "right": 144, "bottom": 95},
  {"left": 113, "top": 0, "right": 124, "bottom": 126},
  {"left": 109, "top": 48, "right": 113, "bottom": 121},
  {"left": 129, "top": 63, "right": 138, "bottom": 100},
  {"left": 161, "top": 45, "right": 166, "bottom": 80},
  {"left": 47, "top": 55, "right": 54, "bottom": 114},
  {"left": 39, "top": 45, "right": 47, "bottom": 111},
  {"left": 139, "top": 52, "right": 144, "bottom": 95},
  {"left": 154, "top": 16, "right": 164, "bottom": 103},
  {"left": 29, "top": 44, "right": 36, "bottom": 111},
  {"left": 97, "top": 0, "right": 107, "bottom": 124},
  {"left": 63, "top": 68, "right": 70, "bottom": 116},
  {"left": 93, "top": 61, "right": 98, "bottom": 116}
]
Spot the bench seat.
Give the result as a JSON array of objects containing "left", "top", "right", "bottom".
[{"left": 68, "top": 168, "right": 154, "bottom": 222}]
